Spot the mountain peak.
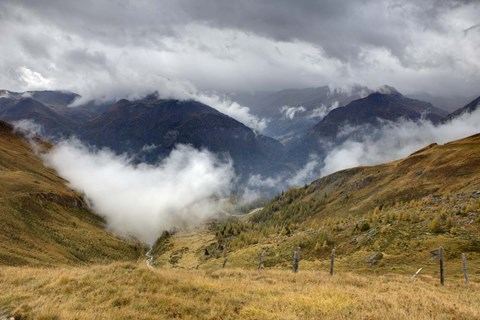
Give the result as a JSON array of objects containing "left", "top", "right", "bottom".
[{"left": 376, "top": 85, "right": 401, "bottom": 96}]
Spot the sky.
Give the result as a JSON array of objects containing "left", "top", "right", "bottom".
[{"left": 0, "top": 0, "right": 479, "bottom": 104}]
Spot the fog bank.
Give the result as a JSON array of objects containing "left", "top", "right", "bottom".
[{"left": 44, "top": 139, "right": 234, "bottom": 245}]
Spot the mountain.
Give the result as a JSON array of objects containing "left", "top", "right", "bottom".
[
  {"left": 0, "top": 90, "right": 294, "bottom": 179},
  {"left": 0, "top": 90, "right": 291, "bottom": 182},
  {"left": 0, "top": 90, "right": 80, "bottom": 137},
  {"left": 80, "top": 96, "right": 289, "bottom": 180},
  {"left": 27, "top": 90, "right": 79, "bottom": 108},
  {"left": 0, "top": 90, "right": 110, "bottom": 136},
  {"left": 232, "top": 85, "right": 371, "bottom": 143},
  {"left": 0, "top": 119, "right": 141, "bottom": 266},
  {"left": 407, "top": 91, "right": 475, "bottom": 113},
  {"left": 0, "top": 97, "right": 77, "bottom": 137},
  {"left": 310, "top": 86, "right": 448, "bottom": 139},
  {"left": 208, "top": 133, "right": 480, "bottom": 271},
  {"left": 288, "top": 86, "right": 449, "bottom": 164},
  {"left": 232, "top": 85, "right": 371, "bottom": 118},
  {"left": 1, "top": 87, "right": 460, "bottom": 189},
  {"left": 443, "top": 95, "right": 480, "bottom": 122}
]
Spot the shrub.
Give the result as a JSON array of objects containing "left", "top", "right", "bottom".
[
  {"left": 428, "top": 215, "right": 443, "bottom": 233},
  {"left": 360, "top": 222, "right": 370, "bottom": 232}
]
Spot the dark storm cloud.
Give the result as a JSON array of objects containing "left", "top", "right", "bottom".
[
  {"left": 2, "top": 0, "right": 182, "bottom": 45},
  {"left": 11, "top": 0, "right": 473, "bottom": 62},
  {"left": 181, "top": 0, "right": 411, "bottom": 61},
  {"left": 18, "top": 33, "right": 52, "bottom": 59},
  {"left": 0, "top": 0, "right": 479, "bottom": 107},
  {"left": 62, "top": 49, "right": 108, "bottom": 69}
]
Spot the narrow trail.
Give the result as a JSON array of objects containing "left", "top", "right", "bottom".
[
  {"left": 226, "top": 207, "right": 263, "bottom": 219},
  {"left": 143, "top": 208, "right": 261, "bottom": 270},
  {"left": 145, "top": 247, "right": 154, "bottom": 269},
  {"left": 154, "top": 225, "right": 216, "bottom": 269}
]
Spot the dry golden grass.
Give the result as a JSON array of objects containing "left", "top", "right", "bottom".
[
  {"left": 270, "top": 133, "right": 480, "bottom": 221},
  {"left": 202, "top": 133, "right": 480, "bottom": 272},
  {"left": 0, "top": 263, "right": 479, "bottom": 320},
  {"left": 0, "top": 120, "right": 142, "bottom": 266},
  {"left": 1, "top": 121, "right": 480, "bottom": 319},
  {"left": 153, "top": 225, "right": 216, "bottom": 268}
]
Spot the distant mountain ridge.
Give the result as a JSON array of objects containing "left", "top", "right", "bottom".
[
  {"left": 0, "top": 90, "right": 291, "bottom": 183},
  {"left": 80, "top": 97, "right": 289, "bottom": 180},
  {"left": 310, "top": 87, "right": 448, "bottom": 138},
  {"left": 443, "top": 96, "right": 480, "bottom": 122},
  {"left": 0, "top": 90, "right": 86, "bottom": 137},
  {"left": 0, "top": 89, "right": 79, "bottom": 108},
  {"left": 0, "top": 87, "right": 478, "bottom": 191},
  {"left": 288, "top": 86, "right": 451, "bottom": 164},
  {"left": 232, "top": 85, "right": 372, "bottom": 143}
]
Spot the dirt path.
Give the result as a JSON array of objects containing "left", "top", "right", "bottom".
[
  {"left": 145, "top": 247, "right": 154, "bottom": 269},
  {"left": 221, "top": 207, "right": 263, "bottom": 220},
  {"left": 146, "top": 209, "right": 261, "bottom": 269},
  {"left": 230, "top": 207, "right": 263, "bottom": 218},
  {"left": 154, "top": 225, "right": 216, "bottom": 269}
]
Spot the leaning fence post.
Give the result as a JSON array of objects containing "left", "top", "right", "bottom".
[
  {"left": 330, "top": 248, "right": 335, "bottom": 276},
  {"left": 257, "top": 249, "right": 266, "bottom": 271},
  {"left": 462, "top": 253, "right": 469, "bottom": 284},
  {"left": 439, "top": 246, "right": 445, "bottom": 286},
  {"left": 292, "top": 247, "right": 300, "bottom": 273}
]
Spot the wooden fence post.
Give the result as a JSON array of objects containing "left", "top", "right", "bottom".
[
  {"left": 292, "top": 247, "right": 301, "bottom": 273},
  {"left": 439, "top": 246, "right": 445, "bottom": 286},
  {"left": 257, "top": 250, "right": 265, "bottom": 271},
  {"left": 462, "top": 253, "right": 469, "bottom": 284},
  {"left": 330, "top": 248, "right": 335, "bottom": 276},
  {"left": 222, "top": 248, "right": 227, "bottom": 268}
]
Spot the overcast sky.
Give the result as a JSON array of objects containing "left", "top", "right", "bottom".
[{"left": 1, "top": 0, "right": 479, "bottom": 102}]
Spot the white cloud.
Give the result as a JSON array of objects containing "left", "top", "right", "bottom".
[
  {"left": 17, "top": 66, "right": 51, "bottom": 89},
  {"left": 309, "top": 101, "right": 339, "bottom": 120},
  {"left": 286, "top": 156, "right": 320, "bottom": 186},
  {"left": 1, "top": 1, "right": 478, "bottom": 112},
  {"left": 247, "top": 174, "right": 281, "bottom": 189},
  {"left": 12, "top": 119, "right": 43, "bottom": 140},
  {"left": 244, "top": 155, "right": 322, "bottom": 197},
  {"left": 321, "top": 108, "right": 480, "bottom": 176},
  {"left": 43, "top": 140, "right": 234, "bottom": 245},
  {"left": 281, "top": 105, "right": 306, "bottom": 120},
  {"left": 194, "top": 93, "right": 267, "bottom": 131}
]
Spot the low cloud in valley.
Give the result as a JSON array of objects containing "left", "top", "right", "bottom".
[
  {"left": 321, "top": 108, "right": 480, "bottom": 176},
  {"left": 43, "top": 140, "right": 234, "bottom": 245}
]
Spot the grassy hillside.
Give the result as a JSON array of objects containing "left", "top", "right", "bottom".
[
  {"left": 150, "top": 134, "right": 480, "bottom": 277},
  {"left": 0, "top": 120, "right": 142, "bottom": 266},
  {"left": 1, "top": 263, "right": 479, "bottom": 320},
  {"left": 1, "top": 123, "right": 479, "bottom": 319},
  {"left": 269, "top": 133, "right": 480, "bottom": 222}
]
